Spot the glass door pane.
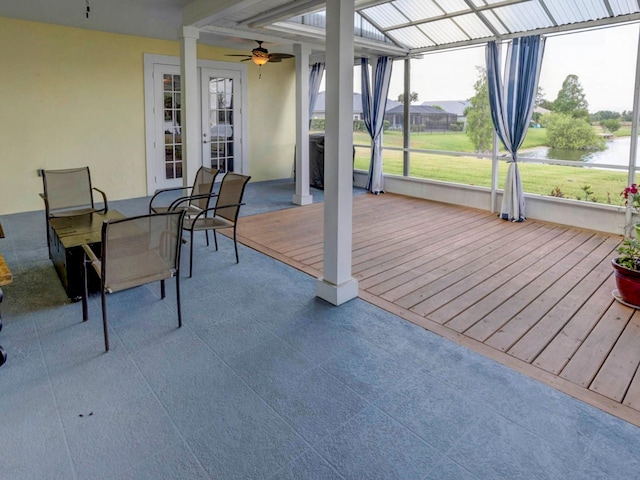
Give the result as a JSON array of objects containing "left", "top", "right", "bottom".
[{"left": 163, "top": 73, "right": 182, "bottom": 180}]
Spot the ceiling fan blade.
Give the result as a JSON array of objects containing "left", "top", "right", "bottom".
[
  {"left": 268, "top": 53, "right": 294, "bottom": 61},
  {"left": 225, "top": 54, "right": 252, "bottom": 57}
]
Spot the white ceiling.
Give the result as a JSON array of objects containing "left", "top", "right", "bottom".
[
  {"left": 0, "top": 0, "right": 314, "bottom": 54},
  {"left": 3, "top": 0, "right": 639, "bottom": 58}
]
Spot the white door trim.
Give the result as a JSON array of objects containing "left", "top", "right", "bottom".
[{"left": 143, "top": 54, "right": 248, "bottom": 196}]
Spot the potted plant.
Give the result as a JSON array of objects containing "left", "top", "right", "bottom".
[
  {"left": 612, "top": 238, "right": 640, "bottom": 307},
  {"left": 621, "top": 183, "right": 640, "bottom": 237}
]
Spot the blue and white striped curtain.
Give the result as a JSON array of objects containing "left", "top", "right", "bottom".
[
  {"left": 309, "top": 62, "right": 325, "bottom": 126},
  {"left": 486, "top": 35, "right": 546, "bottom": 221},
  {"left": 361, "top": 56, "right": 393, "bottom": 194}
]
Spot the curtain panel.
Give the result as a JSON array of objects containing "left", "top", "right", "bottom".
[
  {"left": 361, "top": 56, "right": 393, "bottom": 194},
  {"left": 309, "top": 62, "right": 325, "bottom": 126},
  {"left": 486, "top": 35, "right": 546, "bottom": 221}
]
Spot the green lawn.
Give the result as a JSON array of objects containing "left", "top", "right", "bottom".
[{"left": 352, "top": 128, "right": 630, "bottom": 207}]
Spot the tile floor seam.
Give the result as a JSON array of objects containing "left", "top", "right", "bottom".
[
  {"left": 109, "top": 323, "right": 213, "bottom": 480},
  {"left": 32, "top": 309, "right": 79, "bottom": 480},
  {"left": 180, "top": 323, "right": 333, "bottom": 479}
]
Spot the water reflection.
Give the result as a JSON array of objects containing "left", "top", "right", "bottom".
[{"left": 523, "top": 136, "right": 638, "bottom": 167}]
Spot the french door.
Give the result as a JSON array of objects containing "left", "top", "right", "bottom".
[
  {"left": 145, "top": 56, "right": 247, "bottom": 193},
  {"left": 200, "top": 68, "right": 242, "bottom": 175}
]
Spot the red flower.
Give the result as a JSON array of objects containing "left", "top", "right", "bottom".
[{"left": 622, "top": 184, "right": 640, "bottom": 212}]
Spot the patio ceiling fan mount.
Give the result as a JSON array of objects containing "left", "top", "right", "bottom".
[{"left": 225, "top": 40, "right": 294, "bottom": 69}]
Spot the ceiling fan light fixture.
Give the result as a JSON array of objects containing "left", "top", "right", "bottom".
[{"left": 252, "top": 55, "right": 269, "bottom": 66}]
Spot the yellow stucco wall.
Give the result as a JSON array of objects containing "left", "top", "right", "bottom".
[{"left": 0, "top": 17, "right": 296, "bottom": 214}]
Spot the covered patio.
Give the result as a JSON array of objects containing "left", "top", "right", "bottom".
[
  {"left": 3, "top": 0, "right": 640, "bottom": 477},
  {"left": 1, "top": 180, "right": 639, "bottom": 479},
  {"left": 236, "top": 188, "right": 640, "bottom": 428}
]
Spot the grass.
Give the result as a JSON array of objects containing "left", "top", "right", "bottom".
[{"left": 351, "top": 128, "right": 630, "bottom": 207}]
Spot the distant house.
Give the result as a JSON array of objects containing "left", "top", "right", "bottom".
[
  {"left": 385, "top": 104, "right": 458, "bottom": 132},
  {"left": 312, "top": 91, "right": 401, "bottom": 120},
  {"left": 422, "top": 100, "right": 471, "bottom": 128}
]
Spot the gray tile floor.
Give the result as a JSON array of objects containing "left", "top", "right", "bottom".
[{"left": 1, "top": 178, "right": 639, "bottom": 479}]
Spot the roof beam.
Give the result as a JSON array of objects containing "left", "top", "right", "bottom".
[
  {"left": 378, "top": 0, "right": 528, "bottom": 34},
  {"left": 409, "top": 13, "right": 640, "bottom": 55},
  {"left": 537, "top": 0, "right": 558, "bottom": 27},
  {"left": 241, "top": 0, "right": 326, "bottom": 28},
  {"left": 182, "top": 0, "right": 265, "bottom": 28}
]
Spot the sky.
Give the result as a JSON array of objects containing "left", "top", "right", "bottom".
[{"left": 344, "top": 22, "right": 640, "bottom": 114}]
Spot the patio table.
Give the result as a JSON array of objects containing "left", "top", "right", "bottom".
[{"left": 48, "top": 210, "right": 125, "bottom": 301}]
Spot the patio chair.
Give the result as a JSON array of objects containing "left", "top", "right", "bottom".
[
  {"left": 40, "top": 167, "right": 108, "bottom": 257},
  {"left": 180, "top": 172, "right": 251, "bottom": 277},
  {"left": 81, "top": 210, "right": 186, "bottom": 352},
  {"left": 148, "top": 166, "right": 219, "bottom": 216}
]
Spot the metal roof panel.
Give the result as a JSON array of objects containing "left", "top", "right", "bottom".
[
  {"left": 418, "top": 18, "right": 468, "bottom": 44},
  {"left": 542, "top": 0, "right": 609, "bottom": 25},
  {"left": 454, "top": 13, "right": 495, "bottom": 40},
  {"left": 492, "top": 1, "right": 554, "bottom": 33},
  {"left": 361, "top": 2, "right": 409, "bottom": 29},
  {"left": 392, "top": 0, "right": 444, "bottom": 20},
  {"left": 608, "top": 0, "right": 640, "bottom": 16},
  {"left": 387, "top": 25, "right": 436, "bottom": 48}
]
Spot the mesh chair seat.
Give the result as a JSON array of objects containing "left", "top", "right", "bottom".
[
  {"left": 104, "top": 252, "right": 176, "bottom": 293},
  {"left": 149, "top": 166, "right": 218, "bottom": 216},
  {"left": 41, "top": 167, "right": 108, "bottom": 259},
  {"left": 81, "top": 211, "right": 186, "bottom": 352},
  {"left": 184, "top": 215, "right": 234, "bottom": 231},
  {"left": 179, "top": 172, "right": 251, "bottom": 277}
]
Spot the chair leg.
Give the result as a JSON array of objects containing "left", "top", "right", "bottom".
[
  {"left": 81, "top": 253, "right": 89, "bottom": 321},
  {"left": 213, "top": 231, "right": 218, "bottom": 251},
  {"left": 160, "top": 279, "right": 166, "bottom": 299},
  {"left": 189, "top": 229, "right": 195, "bottom": 278},
  {"left": 176, "top": 274, "right": 182, "bottom": 328},
  {"left": 101, "top": 286, "right": 110, "bottom": 352},
  {"left": 233, "top": 227, "right": 239, "bottom": 264},
  {"left": 205, "top": 230, "right": 210, "bottom": 247}
]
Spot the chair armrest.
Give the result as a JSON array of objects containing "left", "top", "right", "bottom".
[
  {"left": 194, "top": 202, "right": 244, "bottom": 220},
  {"left": 82, "top": 244, "right": 102, "bottom": 276},
  {"left": 167, "top": 192, "right": 219, "bottom": 212},
  {"left": 82, "top": 244, "right": 99, "bottom": 263},
  {"left": 149, "top": 186, "right": 192, "bottom": 213},
  {"left": 93, "top": 187, "right": 108, "bottom": 212}
]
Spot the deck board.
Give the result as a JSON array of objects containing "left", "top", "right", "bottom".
[{"left": 235, "top": 192, "right": 640, "bottom": 426}]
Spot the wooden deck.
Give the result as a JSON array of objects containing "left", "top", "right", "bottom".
[{"left": 235, "top": 192, "right": 640, "bottom": 427}]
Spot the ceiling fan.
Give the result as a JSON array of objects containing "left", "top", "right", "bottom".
[{"left": 225, "top": 40, "right": 294, "bottom": 67}]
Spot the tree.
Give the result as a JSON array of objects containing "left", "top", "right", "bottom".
[
  {"left": 591, "top": 110, "right": 620, "bottom": 122},
  {"left": 600, "top": 118, "right": 621, "bottom": 133},
  {"left": 546, "top": 112, "right": 604, "bottom": 150},
  {"left": 397, "top": 92, "right": 419, "bottom": 104},
  {"left": 621, "top": 110, "right": 634, "bottom": 122},
  {"left": 553, "top": 74, "right": 589, "bottom": 120},
  {"left": 465, "top": 67, "right": 493, "bottom": 153}
]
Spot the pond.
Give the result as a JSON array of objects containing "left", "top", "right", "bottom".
[{"left": 522, "top": 136, "right": 638, "bottom": 167}]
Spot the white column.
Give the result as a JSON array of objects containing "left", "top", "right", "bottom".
[
  {"left": 293, "top": 43, "right": 313, "bottom": 206},
  {"left": 626, "top": 26, "right": 640, "bottom": 236},
  {"left": 316, "top": 0, "right": 358, "bottom": 306},
  {"left": 180, "top": 26, "right": 201, "bottom": 188}
]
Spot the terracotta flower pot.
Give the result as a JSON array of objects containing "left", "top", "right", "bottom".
[{"left": 612, "top": 258, "right": 640, "bottom": 307}]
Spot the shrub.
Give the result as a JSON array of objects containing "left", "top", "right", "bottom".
[{"left": 546, "top": 112, "right": 605, "bottom": 150}]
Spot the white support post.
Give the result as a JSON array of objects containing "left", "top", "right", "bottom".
[
  {"left": 403, "top": 58, "right": 410, "bottom": 177},
  {"left": 626, "top": 26, "right": 640, "bottom": 236},
  {"left": 490, "top": 41, "right": 502, "bottom": 213},
  {"left": 316, "top": 0, "right": 358, "bottom": 306},
  {"left": 180, "top": 26, "right": 201, "bottom": 188},
  {"left": 293, "top": 43, "right": 313, "bottom": 206}
]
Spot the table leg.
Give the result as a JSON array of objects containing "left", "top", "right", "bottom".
[{"left": 0, "top": 286, "right": 5, "bottom": 367}]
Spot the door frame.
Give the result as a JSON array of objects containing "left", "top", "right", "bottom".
[
  {"left": 143, "top": 54, "right": 248, "bottom": 196},
  {"left": 200, "top": 68, "right": 243, "bottom": 176}
]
